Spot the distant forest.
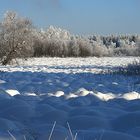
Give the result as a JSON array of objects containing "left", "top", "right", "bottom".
[{"left": 0, "top": 11, "right": 140, "bottom": 65}]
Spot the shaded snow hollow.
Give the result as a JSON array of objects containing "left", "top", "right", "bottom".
[{"left": 0, "top": 57, "right": 140, "bottom": 140}]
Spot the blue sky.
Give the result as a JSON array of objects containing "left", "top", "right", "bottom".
[{"left": 0, "top": 0, "right": 140, "bottom": 35}]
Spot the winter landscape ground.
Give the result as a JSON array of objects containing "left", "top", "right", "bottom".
[{"left": 0, "top": 57, "right": 140, "bottom": 140}]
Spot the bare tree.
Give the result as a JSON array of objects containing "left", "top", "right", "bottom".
[{"left": 0, "top": 11, "right": 34, "bottom": 65}]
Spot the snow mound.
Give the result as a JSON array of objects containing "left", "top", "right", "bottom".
[
  {"left": 33, "top": 124, "right": 71, "bottom": 140},
  {"left": 0, "top": 118, "right": 19, "bottom": 131},
  {"left": 0, "top": 89, "right": 11, "bottom": 99},
  {"left": 0, "top": 98, "right": 30, "bottom": 110},
  {"left": 75, "top": 88, "right": 90, "bottom": 96},
  {"left": 112, "top": 111, "right": 140, "bottom": 132},
  {"left": 78, "top": 130, "right": 139, "bottom": 140},
  {"left": 68, "top": 115, "right": 110, "bottom": 130},
  {"left": 34, "top": 109, "right": 68, "bottom": 125},
  {"left": 0, "top": 105, "right": 35, "bottom": 122},
  {"left": 0, "top": 99, "right": 35, "bottom": 122},
  {"left": 69, "top": 107, "right": 103, "bottom": 117},
  {"left": 35, "top": 104, "right": 55, "bottom": 116},
  {"left": 68, "top": 96, "right": 92, "bottom": 106}
]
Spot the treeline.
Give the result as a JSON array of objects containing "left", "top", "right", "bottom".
[{"left": 0, "top": 11, "right": 140, "bottom": 65}]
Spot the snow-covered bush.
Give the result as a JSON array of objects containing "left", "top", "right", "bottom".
[
  {"left": 33, "top": 26, "right": 71, "bottom": 57},
  {"left": 135, "top": 37, "right": 140, "bottom": 56},
  {"left": 76, "top": 37, "right": 93, "bottom": 57},
  {"left": 45, "top": 39, "right": 69, "bottom": 57},
  {"left": 67, "top": 38, "right": 80, "bottom": 57},
  {"left": 33, "top": 39, "right": 46, "bottom": 57},
  {"left": 113, "top": 45, "right": 137, "bottom": 56},
  {"left": 92, "top": 43, "right": 110, "bottom": 57},
  {"left": 0, "top": 11, "right": 34, "bottom": 65}
]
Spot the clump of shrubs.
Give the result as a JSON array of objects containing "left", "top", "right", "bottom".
[{"left": 0, "top": 11, "right": 140, "bottom": 65}]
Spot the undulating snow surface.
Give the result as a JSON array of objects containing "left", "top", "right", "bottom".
[{"left": 0, "top": 57, "right": 140, "bottom": 140}]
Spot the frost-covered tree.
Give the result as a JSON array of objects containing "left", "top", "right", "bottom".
[
  {"left": 76, "top": 37, "right": 93, "bottom": 57},
  {"left": 0, "top": 11, "right": 34, "bottom": 65},
  {"left": 46, "top": 25, "right": 71, "bottom": 40},
  {"left": 135, "top": 36, "right": 140, "bottom": 56},
  {"left": 68, "top": 37, "right": 80, "bottom": 57},
  {"left": 32, "top": 26, "right": 72, "bottom": 57}
]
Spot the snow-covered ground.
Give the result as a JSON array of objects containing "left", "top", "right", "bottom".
[
  {"left": 1, "top": 57, "right": 139, "bottom": 73},
  {"left": 0, "top": 57, "right": 140, "bottom": 140}
]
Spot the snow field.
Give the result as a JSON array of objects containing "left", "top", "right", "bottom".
[{"left": 0, "top": 57, "right": 140, "bottom": 140}]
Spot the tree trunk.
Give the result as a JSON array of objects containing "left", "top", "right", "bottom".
[{"left": 2, "top": 49, "right": 16, "bottom": 65}]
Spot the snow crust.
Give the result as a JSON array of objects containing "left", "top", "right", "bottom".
[{"left": 0, "top": 57, "right": 140, "bottom": 140}]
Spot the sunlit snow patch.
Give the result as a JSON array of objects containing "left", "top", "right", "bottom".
[
  {"left": 6, "top": 89, "right": 20, "bottom": 96},
  {"left": 0, "top": 80, "right": 6, "bottom": 84},
  {"left": 24, "top": 92, "right": 37, "bottom": 96},
  {"left": 75, "top": 88, "right": 90, "bottom": 96},
  {"left": 65, "top": 93, "right": 78, "bottom": 99},
  {"left": 92, "top": 92, "right": 140, "bottom": 101},
  {"left": 122, "top": 92, "right": 140, "bottom": 100},
  {"left": 48, "top": 91, "right": 64, "bottom": 97},
  {"left": 54, "top": 91, "right": 64, "bottom": 97},
  {"left": 93, "top": 92, "right": 116, "bottom": 101}
]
